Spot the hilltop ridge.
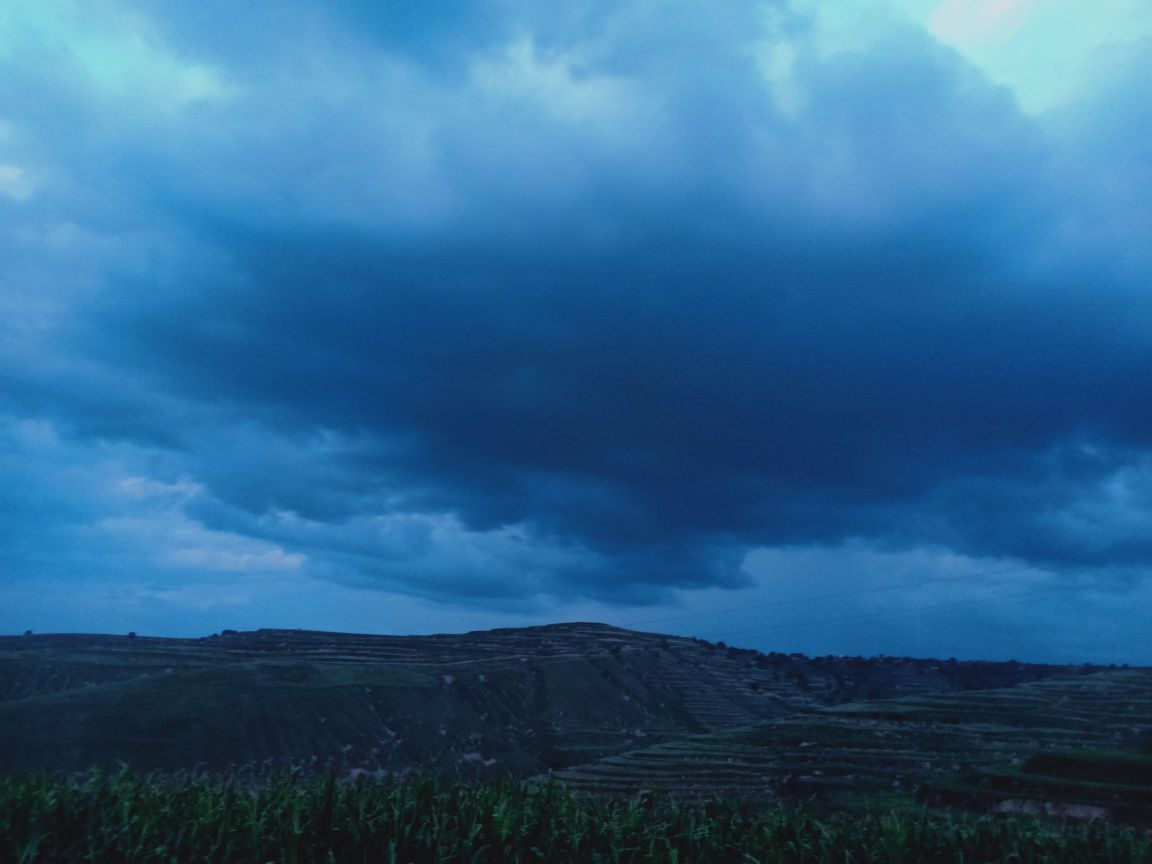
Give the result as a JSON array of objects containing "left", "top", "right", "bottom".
[{"left": 0, "top": 623, "right": 1085, "bottom": 778}]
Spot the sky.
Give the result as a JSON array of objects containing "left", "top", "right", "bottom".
[{"left": 2, "top": 0, "right": 1151, "bottom": 663}]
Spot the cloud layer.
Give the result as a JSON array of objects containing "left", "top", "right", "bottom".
[{"left": 1, "top": 1, "right": 1150, "bottom": 653}]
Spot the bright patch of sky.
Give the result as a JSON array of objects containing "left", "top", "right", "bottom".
[
  {"left": 0, "top": 0, "right": 232, "bottom": 109},
  {"left": 808, "top": 0, "right": 1152, "bottom": 112}
]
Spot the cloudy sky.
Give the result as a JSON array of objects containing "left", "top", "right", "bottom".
[{"left": 2, "top": 0, "right": 1150, "bottom": 663}]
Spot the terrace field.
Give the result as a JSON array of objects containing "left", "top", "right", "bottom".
[
  {"left": 0, "top": 623, "right": 1081, "bottom": 778},
  {"left": 2, "top": 622, "right": 1150, "bottom": 858},
  {"left": 550, "top": 667, "right": 1152, "bottom": 823}
]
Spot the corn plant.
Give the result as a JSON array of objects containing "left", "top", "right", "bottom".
[{"left": 1, "top": 770, "right": 1149, "bottom": 863}]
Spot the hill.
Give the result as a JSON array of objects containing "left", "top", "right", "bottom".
[
  {"left": 0, "top": 623, "right": 1079, "bottom": 778},
  {"left": 549, "top": 667, "right": 1152, "bottom": 822}
]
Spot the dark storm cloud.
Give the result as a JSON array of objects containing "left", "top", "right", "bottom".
[{"left": 2, "top": 0, "right": 1151, "bottom": 608}]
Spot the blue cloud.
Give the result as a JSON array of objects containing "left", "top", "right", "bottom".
[{"left": 1, "top": 1, "right": 1150, "bottom": 647}]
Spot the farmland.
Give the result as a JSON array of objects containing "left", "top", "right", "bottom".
[
  {"left": 2, "top": 625, "right": 1150, "bottom": 860},
  {"left": 3, "top": 770, "right": 1150, "bottom": 863},
  {"left": 0, "top": 624, "right": 1076, "bottom": 777},
  {"left": 551, "top": 668, "right": 1152, "bottom": 823}
]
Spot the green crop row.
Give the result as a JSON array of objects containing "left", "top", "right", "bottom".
[{"left": 1, "top": 769, "right": 1148, "bottom": 863}]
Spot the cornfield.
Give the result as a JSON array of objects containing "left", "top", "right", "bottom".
[{"left": 1, "top": 769, "right": 1148, "bottom": 863}]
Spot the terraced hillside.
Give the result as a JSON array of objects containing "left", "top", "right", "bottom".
[
  {"left": 0, "top": 624, "right": 1076, "bottom": 777},
  {"left": 550, "top": 668, "right": 1152, "bottom": 822}
]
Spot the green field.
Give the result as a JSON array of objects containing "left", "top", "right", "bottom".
[
  {"left": 4, "top": 629, "right": 1149, "bottom": 860},
  {"left": 3, "top": 770, "right": 1150, "bottom": 864}
]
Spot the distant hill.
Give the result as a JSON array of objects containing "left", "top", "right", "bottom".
[{"left": 0, "top": 623, "right": 1084, "bottom": 778}]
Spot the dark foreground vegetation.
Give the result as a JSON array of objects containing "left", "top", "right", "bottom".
[{"left": 2, "top": 771, "right": 1149, "bottom": 864}]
